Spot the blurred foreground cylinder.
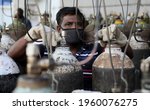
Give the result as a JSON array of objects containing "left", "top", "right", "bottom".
[
  {"left": 0, "top": 48, "right": 20, "bottom": 92},
  {"left": 13, "top": 43, "right": 54, "bottom": 93},
  {"left": 51, "top": 46, "right": 83, "bottom": 93},
  {"left": 92, "top": 44, "right": 135, "bottom": 92},
  {"left": 13, "top": 75, "right": 54, "bottom": 93}
]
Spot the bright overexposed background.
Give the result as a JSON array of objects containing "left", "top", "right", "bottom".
[{"left": 1, "top": 0, "right": 150, "bottom": 27}]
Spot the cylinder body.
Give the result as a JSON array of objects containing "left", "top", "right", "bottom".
[
  {"left": 92, "top": 44, "right": 135, "bottom": 93},
  {"left": 50, "top": 46, "right": 83, "bottom": 93}
]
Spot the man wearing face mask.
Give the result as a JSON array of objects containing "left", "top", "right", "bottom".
[
  {"left": 56, "top": 7, "right": 92, "bottom": 52},
  {"left": 56, "top": 7, "right": 104, "bottom": 90}
]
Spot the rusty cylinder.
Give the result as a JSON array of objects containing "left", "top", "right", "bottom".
[
  {"left": 50, "top": 46, "right": 83, "bottom": 93},
  {"left": 92, "top": 44, "right": 135, "bottom": 93}
]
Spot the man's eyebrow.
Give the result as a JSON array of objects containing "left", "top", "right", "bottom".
[{"left": 64, "top": 22, "right": 73, "bottom": 24}]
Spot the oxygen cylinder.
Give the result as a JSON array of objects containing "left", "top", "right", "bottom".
[
  {"left": 13, "top": 43, "right": 54, "bottom": 93},
  {"left": 1, "top": 33, "right": 15, "bottom": 51},
  {"left": 13, "top": 74, "right": 54, "bottom": 93},
  {"left": 130, "top": 29, "right": 150, "bottom": 90},
  {"left": 0, "top": 47, "right": 20, "bottom": 92},
  {"left": 140, "top": 57, "right": 150, "bottom": 92},
  {"left": 92, "top": 44, "right": 135, "bottom": 93},
  {"left": 51, "top": 46, "right": 83, "bottom": 93}
]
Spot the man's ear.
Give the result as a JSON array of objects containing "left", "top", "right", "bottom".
[{"left": 57, "top": 25, "right": 61, "bottom": 33}]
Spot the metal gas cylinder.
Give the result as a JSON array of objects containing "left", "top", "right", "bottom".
[
  {"left": 0, "top": 47, "right": 20, "bottom": 92},
  {"left": 13, "top": 43, "right": 54, "bottom": 93},
  {"left": 1, "top": 33, "right": 15, "bottom": 51},
  {"left": 92, "top": 44, "right": 135, "bottom": 93},
  {"left": 51, "top": 46, "right": 83, "bottom": 93},
  {"left": 13, "top": 74, "right": 53, "bottom": 93},
  {"left": 140, "top": 57, "right": 150, "bottom": 92},
  {"left": 130, "top": 29, "right": 150, "bottom": 90}
]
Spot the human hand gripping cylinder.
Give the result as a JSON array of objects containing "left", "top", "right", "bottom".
[
  {"left": 95, "top": 24, "right": 127, "bottom": 47},
  {"left": 24, "top": 24, "right": 62, "bottom": 47}
]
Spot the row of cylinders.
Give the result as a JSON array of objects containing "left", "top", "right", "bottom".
[
  {"left": 12, "top": 41, "right": 149, "bottom": 93},
  {"left": 0, "top": 31, "right": 149, "bottom": 92}
]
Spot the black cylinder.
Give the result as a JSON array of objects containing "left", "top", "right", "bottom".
[{"left": 0, "top": 74, "right": 20, "bottom": 93}]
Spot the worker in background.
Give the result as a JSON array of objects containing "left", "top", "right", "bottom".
[
  {"left": 15, "top": 8, "right": 32, "bottom": 31},
  {"left": 6, "top": 16, "right": 27, "bottom": 41}
]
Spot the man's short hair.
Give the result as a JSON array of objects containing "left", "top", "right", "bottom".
[{"left": 56, "top": 7, "right": 85, "bottom": 27}]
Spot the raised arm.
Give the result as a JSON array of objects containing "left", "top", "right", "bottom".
[{"left": 7, "top": 37, "right": 28, "bottom": 59}]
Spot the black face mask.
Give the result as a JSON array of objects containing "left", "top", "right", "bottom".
[{"left": 61, "top": 28, "right": 84, "bottom": 45}]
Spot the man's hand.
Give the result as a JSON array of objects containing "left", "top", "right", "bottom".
[
  {"left": 95, "top": 24, "right": 127, "bottom": 47},
  {"left": 24, "top": 24, "right": 62, "bottom": 46}
]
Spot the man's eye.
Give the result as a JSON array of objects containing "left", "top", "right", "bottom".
[{"left": 65, "top": 22, "right": 73, "bottom": 26}]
